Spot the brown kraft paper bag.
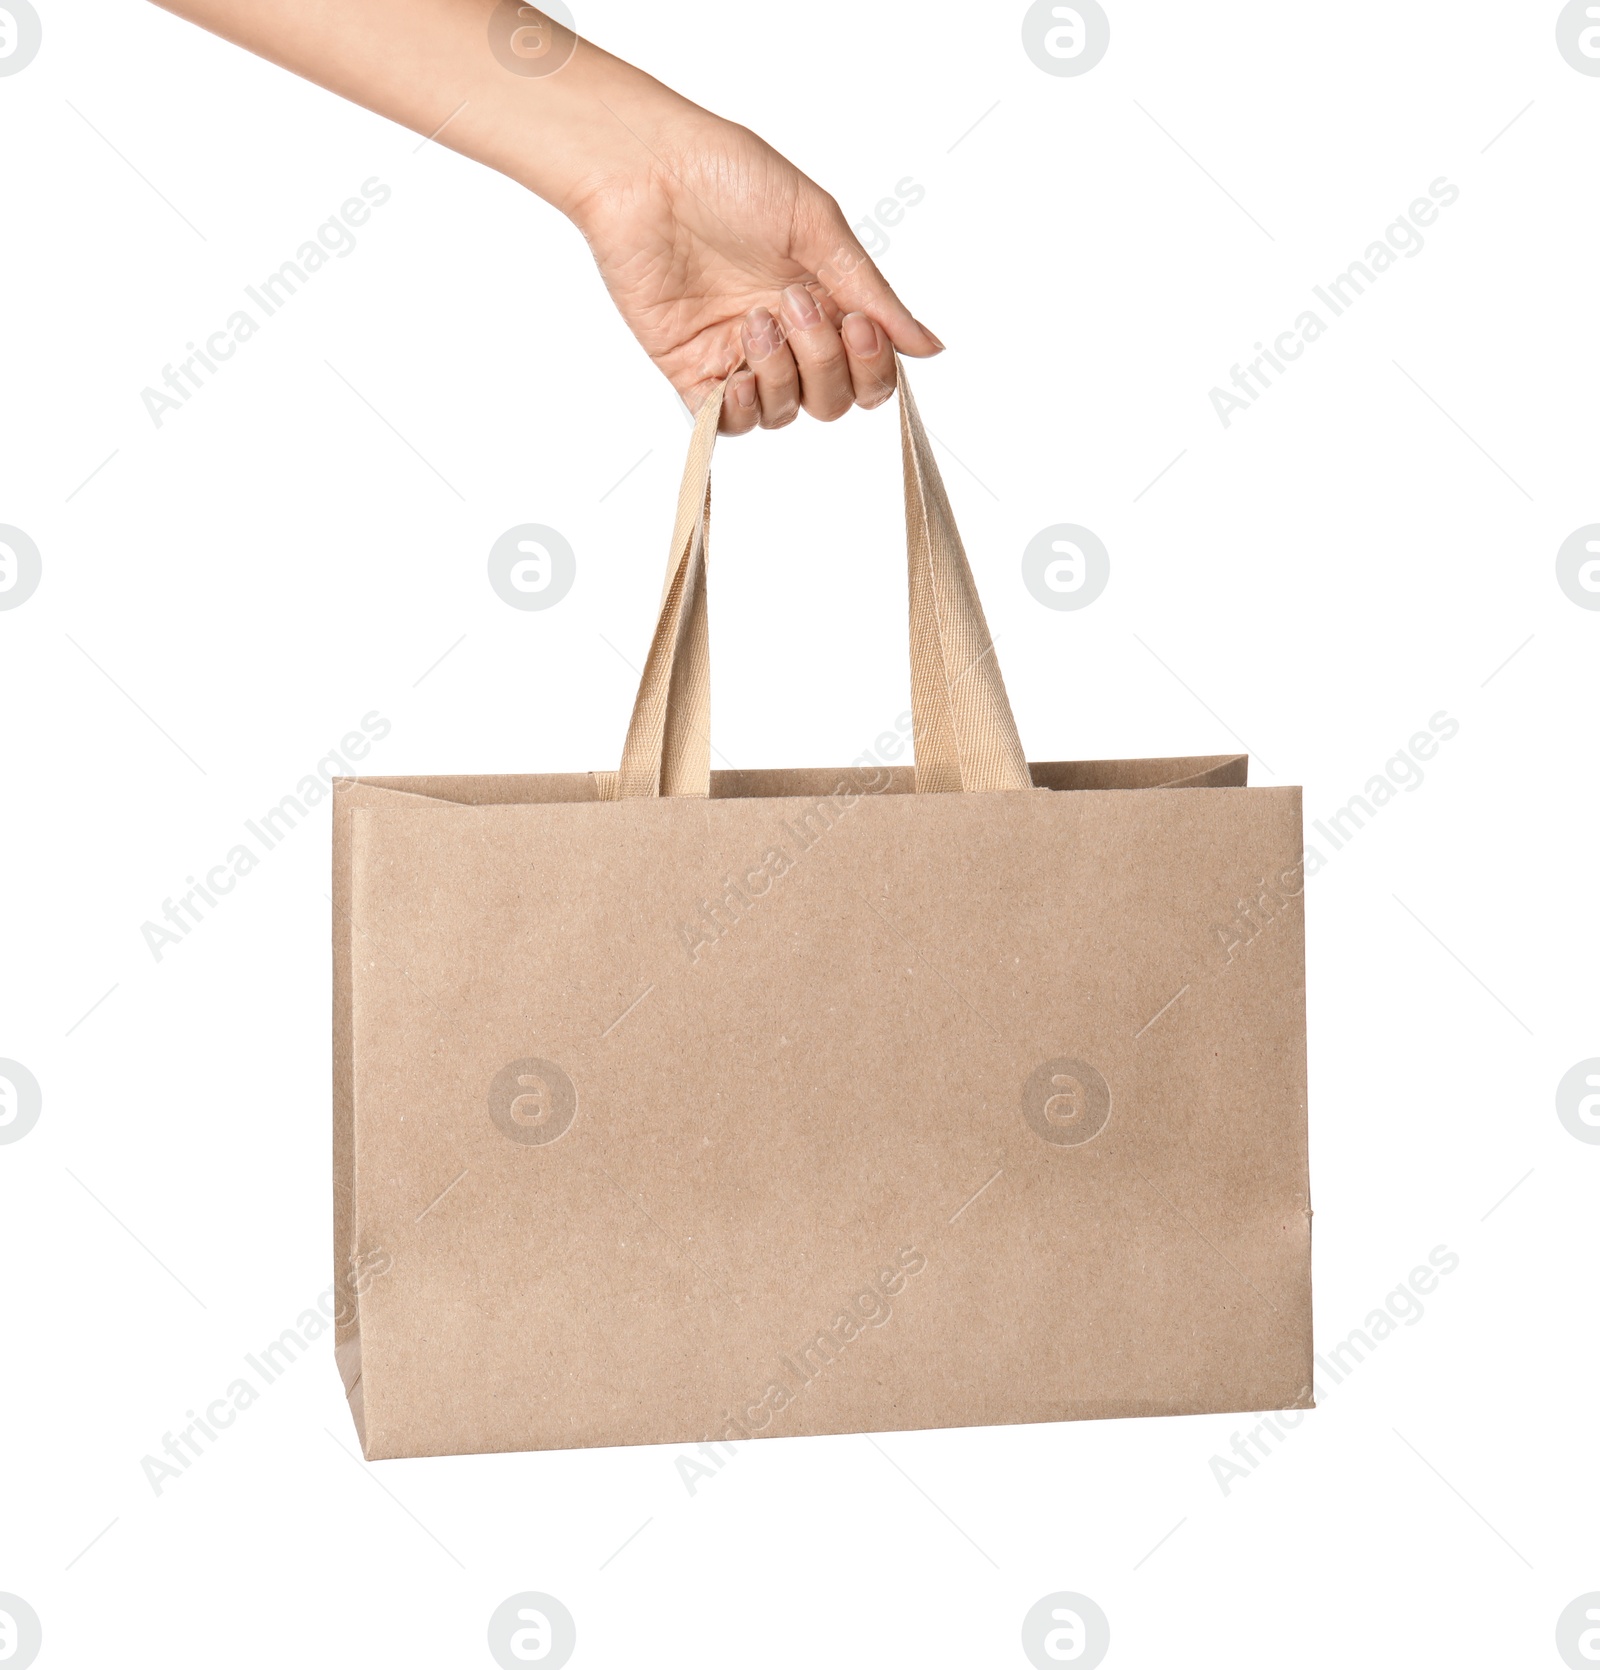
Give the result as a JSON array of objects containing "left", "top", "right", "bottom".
[{"left": 332, "top": 361, "right": 1313, "bottom": 1460}]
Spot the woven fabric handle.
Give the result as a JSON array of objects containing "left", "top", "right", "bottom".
[{"left": 607, "top": 356, "right": 1030, "bottom": 799}]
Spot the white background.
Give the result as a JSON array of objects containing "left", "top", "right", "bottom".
[{"left": 2, "top": 2, "right": 1597, "bottom": 1665}]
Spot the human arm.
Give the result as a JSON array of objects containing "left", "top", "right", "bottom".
[{"left": 151, "top": 0, "right": 944, "bottom": 431}]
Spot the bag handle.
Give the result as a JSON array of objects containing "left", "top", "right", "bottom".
[{"left": 607, "top": 356, "right": 1031, "bottom": 799}]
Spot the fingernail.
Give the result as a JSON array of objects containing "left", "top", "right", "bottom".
[
  {"left": 781, "top": 284, "right": 822, "bottom": 330},
  {"left": 842, "top": 312, "right": 879, "bottom": 357},
  {"left": 920, "top": 322, "right": 946, "bottom": 352},
  {"left": 733, "top": 371, "right": 757, "bottom": 409},
  {"left": 744, "top": 307, "right": 779, "bottom": 359}
]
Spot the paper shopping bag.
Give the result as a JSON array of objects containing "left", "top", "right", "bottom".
[{"left": 332, "top": 362, "right": 1312, "bottom": 1459}]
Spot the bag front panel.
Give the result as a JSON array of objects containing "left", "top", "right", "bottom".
[{"left": 343, "top": 782, "right": 1310, "bottom": 1458}]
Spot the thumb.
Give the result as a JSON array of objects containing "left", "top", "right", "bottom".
[{"left": 802, "top": 215, "right": 944, "bottom": 358}]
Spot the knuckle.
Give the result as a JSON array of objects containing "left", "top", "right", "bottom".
[
  {"left": 805, "top": 338, "right": 848, "bottom": 372},
  {"left": 757, "top": 353, "right": 798, "bottom": 387}
]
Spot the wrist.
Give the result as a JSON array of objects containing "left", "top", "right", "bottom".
[{"left": 506, "top": 37, "right": 714, "bottom": 225}]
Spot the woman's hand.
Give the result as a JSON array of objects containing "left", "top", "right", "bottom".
[
  {"left": 569, "top": 111, "right": 943, "bottom": 434},
  {"left": 152, "top": 1, "right": 942, "bottom": 432}
]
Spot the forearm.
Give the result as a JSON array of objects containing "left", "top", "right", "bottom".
[{"left": 150, "top": 0, "right": 707, "bottom": 219}]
